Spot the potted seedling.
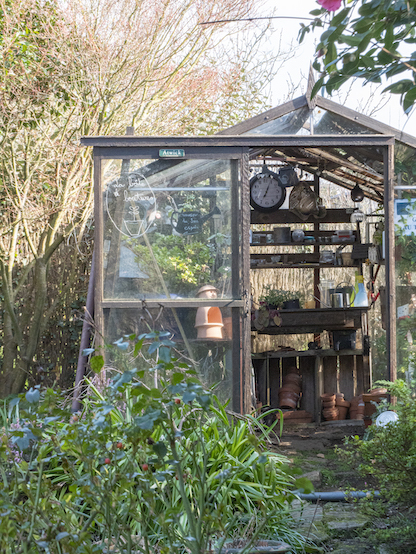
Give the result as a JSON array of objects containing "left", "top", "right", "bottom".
[{"left": 259, "top": 286, "right": 303, "bottom": 310}]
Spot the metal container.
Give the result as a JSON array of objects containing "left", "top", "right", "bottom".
[
  {"left": 331, "top": 292, "right": 344, "bottom": 308},
  {"left": 273, "top": 227, "right": 291, "bottom": 243}
]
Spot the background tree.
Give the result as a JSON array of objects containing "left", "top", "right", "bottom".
[
  {"left": 301, "top": 0, "right": 416, "bottom": 113},
  {"left": 0, "top": 0, "right": 286, "bottom": 396}
]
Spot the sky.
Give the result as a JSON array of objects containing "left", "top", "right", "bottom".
[{"left": 259, "top": 0, "right": 416, "bottom": 135}]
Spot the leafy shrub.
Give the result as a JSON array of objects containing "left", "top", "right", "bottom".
[
  {"left": 343, "top": 379, "right": 416, "bottom": 504},
  {"left": 0, "top": 333, "right": 313, "bottom": 553}
]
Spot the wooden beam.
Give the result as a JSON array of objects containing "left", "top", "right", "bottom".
[
  {"left": 81, "top": 135, "right": 395, "bottom": 149},
  {"left": 303, "top": 147, "right": 384, "bottom": 183},
  {"left": 251, "top": 208, "right": 356, "bottom": 225}
]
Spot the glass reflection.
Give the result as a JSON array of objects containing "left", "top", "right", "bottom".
[{"left": 102, "top": 158, "right": 234, "bottom": 300}]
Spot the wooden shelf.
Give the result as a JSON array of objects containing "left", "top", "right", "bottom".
[
  {"left": 252, "top": 348, "right": 364, "bottom": 359},
  {"left": 250, "top": 240, "right": 356, "bottom": 247},
  {"left": 251, "top": 208, "right": 355, "bottom": 225},
  {"left": 252, "top": 307, "right": 368, "bottom": 335},
  {"left": 250, "top": 263, "right": 358, "bottom": 269}
]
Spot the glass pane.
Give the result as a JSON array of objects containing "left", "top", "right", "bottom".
[
  {"left": 394, "top": 144, "right": 416, "bottom": 383},
  {"left": 104, "top": 307, "right": 235, "bottom": 406},
  {"left": 102, "top": 158, "right": 235, "bottom": 300},
  {"left": 313, "top": 108, "right": 377, "bottom": 135},
  {"left": 240, "top": 106, "right": 379, "bottom": 137},
  {"left": 243, "top": 106, "right": 310, "bottom": 136}
]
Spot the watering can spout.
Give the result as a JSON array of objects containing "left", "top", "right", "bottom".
[{"left": 200, "top": 206, "right": 221, "bottom": 225}]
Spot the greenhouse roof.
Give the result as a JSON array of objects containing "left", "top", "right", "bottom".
[{"left": 216, "top": 87, "right": 416, "bottom": 203}]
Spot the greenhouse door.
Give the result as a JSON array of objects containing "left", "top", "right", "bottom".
[{"left": 88, "top": 141, "right": 252, "bottom": 413}]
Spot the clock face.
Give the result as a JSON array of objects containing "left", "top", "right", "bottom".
[{"left": 250, "top": 173, "right": 286, "bottom": 212}]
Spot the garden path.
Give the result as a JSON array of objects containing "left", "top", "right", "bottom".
[{"left": 270, "top": 421, "right": 398, "bottom": 554}]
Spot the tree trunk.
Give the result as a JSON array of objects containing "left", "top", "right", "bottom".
[
  {"left": 0, "top": 356, "right": 30, "bottom": 397},
  {"left": 0, "top": 258, "right": 48, "bottom": 397}
]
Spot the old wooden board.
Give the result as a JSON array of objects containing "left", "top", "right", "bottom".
[
  {"left": 269, "top": 357, "right": 281, "bottom": 409},
  {"left": 339, "top": 355, "right": 356, "bottom": 401},
  {"left": 299, "top": 357, "right": 315, "bottom": 416},
  {"left": 323, "top": 356, "right": 338, "bottom": 395},
  {"left": 253, "top": 358, "right": 267, "bottom": 408}
]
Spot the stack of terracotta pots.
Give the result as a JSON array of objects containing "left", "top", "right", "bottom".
[
  {"left": 362, "top": 387, "right": 388, "bottom": 426},
  {"left": 335, "top": 393, "right": 350, "bottom": 420},
  {"left": 349, "top": 395, "right": 365, "bottom": 419},
  {"left": 321, "top": 393, "right": 339, "bottom": 421},
  {"left": 278, "top": 368, "right": 302, "bottom": 409}
]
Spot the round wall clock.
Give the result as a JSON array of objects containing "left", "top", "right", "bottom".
[{"left": 250, "top": 166, "right": 286, "bottom": 212}]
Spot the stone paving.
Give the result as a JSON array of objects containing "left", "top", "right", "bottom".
[{"left": 274, "top": 423, "right": 397, "bottom": 553}]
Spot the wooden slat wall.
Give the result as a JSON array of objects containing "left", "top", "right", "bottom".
[
  {"left": 253, "top": 352, "right": 369, "bottom": 420},
  {"left": 323, "top": 357, "right": 338, "bottom": 394},
  {"left": 299, "top": 357, "right": 315, "bottom": 415}
]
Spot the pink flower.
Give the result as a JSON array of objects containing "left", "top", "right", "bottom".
[{"left": 318, "top": 0, "right": 342, "bottom": 11}]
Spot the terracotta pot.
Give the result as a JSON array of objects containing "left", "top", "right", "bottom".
[
  {"left": 322, "top": 400, "right": 336, "bottom": 408},
  {"left": 280, "top": 383, "right": 301, "bottom": 395},
  {"left": 337, "top": 406, "right": 349, "bottom": 420},
  {"left": 362, "top": 389, "right": 387, "bottom": 419},
  {"left": 323, "top": 407, "right": 339, "bottom": 420},
  {"left": 336, "top": 399, "right": 350, "bottom": 408},
  {"left": 349, "top": 411, "right": 364, "bottom": 420},
  {"left": 336, "top": 392, "right": 345, "bottom": 400},
  {"left": 278, "top": 390, "right": 299, "bottom": 409},
  {"left": 284, "top": 373, "right": 302, "bottom": 385},
  {"left": 350, "top": 395, "right": 363, "bottom": 406},
  {"left": 362, "top": 393, "right": 388, "bottom": 403},
  {"left": 370, "top": 387, "right": 388, "bottom": 395},
  {"left": 321, "top": 393, "right": 336, "bottom": 402},
  {"left": 287, "top": 366, "right": 300, "bottom": 374}
]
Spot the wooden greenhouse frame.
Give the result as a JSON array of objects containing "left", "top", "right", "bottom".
[{"left": 79, "top": 90, "right": 416, "bottom": 419}]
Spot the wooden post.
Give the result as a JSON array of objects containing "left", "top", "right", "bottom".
[{"left": 384, "top": 143, "right": 396, "bottom": 382}]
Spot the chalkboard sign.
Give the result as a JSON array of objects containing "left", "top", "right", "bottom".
[
  {"left": 171, "top": 206, "right": 221, "bottom": 235},
  {"left": 175, "top": 212, "right": 201, "bottom": 235}
]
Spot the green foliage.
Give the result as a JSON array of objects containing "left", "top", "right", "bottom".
[
  {"left": 302, "top": 0, "right": 416, "bottom": 113},
  {"left": 130, "top": 233, "right": 215, "bottom": 296},
  {"left": 359, "top": 504, "right": 416, "bottom": 554},
  {"left": 342, "top": 379, "right": 416, "bottom": 504},
  {"left": 0, "top": 334, "right": 313, "bottom": 553},
  {"left": 259, "top": 286, "right": 304, "bottom": 309}
]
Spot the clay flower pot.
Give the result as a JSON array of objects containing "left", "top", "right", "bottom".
[
  {"left": 284, "top": 373, "right": 302, "bottom": 386},
  {"left": 350, "top": 395, "right": 363, "bottom": 407},
  {"left": 362, "top": 388, "right": 388, "bottom": 417},
  {"left": 337, "top": 406, "right": 349, "bottom": 420},
  {"left": 278, "top": 389, "right": 299, "bottom": 409},
  {"left": 322, "top": 407, "right": 339, "bottom": 421},
  {"left": 321, "top": 393, "right": 336, "bottom": 403},
  {"left": 349, "top": 411, "right": 364, "bottom": 420},
  {"left": 336, "top": 399, "right": 350, "bottom": 408},
  {"left": 322, "top": 400, "right": 336, "bottom": 408},
  {"left": 280, "top": 383, "right": 301, "bottom": 395}
]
